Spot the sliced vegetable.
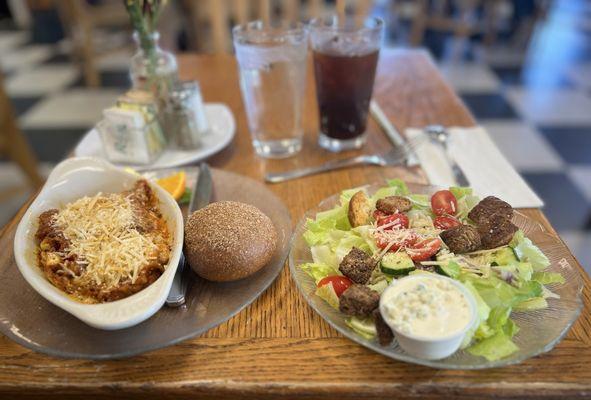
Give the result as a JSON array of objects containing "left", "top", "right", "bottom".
[
  {"left": 431, "top": 190, "right": 458, "bottom": 216},
  {"left": 433, "top": 215, "right": 461, "bottom": 230},
  {"left": 376, "top": 213, "right": 409, "bottom": 230},
  {"left": 380, "top": 252, "right": 416, "bottom": 276},
  {"left": 317, "top": 275, "right": 353, "bottom": 297},
  {"left": 435, "top": 260, "right": 461, "bottom": 278},
  {"left": 375, "top": 231, "right": 419, "bottom": 252},
  {"left": 486, "top": 247, "right": 519, "bottom": 266},
  {"left": 345, "top": 316, "right": 377, "bottom": 340},
  {"left": 406, "top": 238, "right": 442, "bottom": 261}
]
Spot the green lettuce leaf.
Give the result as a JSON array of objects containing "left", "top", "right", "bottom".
[
  {"left": 467, "top": 331, "right": 519, "bottom": 361},
  {"left": 311, "top": 245, "right": 338, "bottom": 269},
  {"left": 449, "top": 186, "right": 473, "bottom": 199},
  {"left": 340, "top": 188, "right": 364, "bottom": 205},
  {"left": 464, "top": 274, "right": 542, "bottom": 309},
  {"left": 532, "top": 271, "right": 565, "bottom": 285},
  {"left": 300, "top": 263, "right": 339, "bottom": 284},
  {"left": 406, "top": 194, "right": 431, "bottom": 210},
  {"left": 514, "top": 297, "right": 548, "bottom": 311},
  {"left": 315, "top": 283, "right": 340, "bottom": 310},
  {"left": 353, "top": 225, "right": 380, "bottom": 254},
  {"left": 460, "top": 281, "right": 492, "bottom": 348},
  {"left": 372, "top": 186, "right": 400, "bottom": 202},
  {"left": 487, "top": 306, "right": 513, "bottom": 334},
  {"left": 503, "top": 318, "right": 520, "bottom": 337},
  {"left": 456, "top": 194, "right": 480, "bottom": 221},
  {"left": 303, "top": 202, "right": 352, "bottom": 246},
  {"left": 334, "top": 232, "right": 371, "bottom": 263},
  {"left": 387, "top": 179, "right": 409, "bottom": 195},
  {"left": 407, "top": 209, "right": 435, "bottom": 228},
  {"left": 510, "top": 230, "right": 550, "bottom": 271}
]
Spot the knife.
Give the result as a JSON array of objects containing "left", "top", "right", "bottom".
[
  {"left": 166, "top": 163, "right": 213, "bottom": 307},
  {"left": 370, "top": 100, "right": 419, "bottom": 167}
]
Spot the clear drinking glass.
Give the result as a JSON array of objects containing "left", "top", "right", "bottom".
[
  {"left": 310, "top": 16, "right": 384, "bottom": 152},
  {"left": 233, "top": 21, "right": 308, "bottom": 158}
]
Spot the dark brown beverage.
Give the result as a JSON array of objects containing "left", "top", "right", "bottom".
[{"left": 313, "top": 49, "right": 379, "bottom": 140}]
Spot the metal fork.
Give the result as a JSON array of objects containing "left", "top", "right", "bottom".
[{"left": 265, "top": 136, "right": 425, "bottom": 183}]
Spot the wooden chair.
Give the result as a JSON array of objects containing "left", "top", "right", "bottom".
[
  {"left": 0, "top": 72, "right": 43, "bottom": 189},
  {"left": 185, "top": 0, "right": 374, "bottom": 53},
  {"left": 56, "top": 0, "right": 131, "bottom": 87},
  {"left": 409, "top": 0, "right": 502, "bottom": 47}
]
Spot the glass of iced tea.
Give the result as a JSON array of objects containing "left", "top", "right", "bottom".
[{"left": 309, "top": 15, "right": 384, "bottom": 152}]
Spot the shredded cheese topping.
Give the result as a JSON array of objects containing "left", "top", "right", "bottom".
[{"left": 51, "top": 192, "right": 160, "bottom": 289}]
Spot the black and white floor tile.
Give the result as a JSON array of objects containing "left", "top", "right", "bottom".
[{"left": 1, "top": 3, "right": 590, "bottom": 273}]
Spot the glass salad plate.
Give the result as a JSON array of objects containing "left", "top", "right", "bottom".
[{"left": 289, "top": 182, "right": 584, "bottom": 369}]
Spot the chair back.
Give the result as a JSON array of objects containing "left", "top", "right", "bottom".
[{"left": 189, "top": 0, "right": 374, "bottom": 53}]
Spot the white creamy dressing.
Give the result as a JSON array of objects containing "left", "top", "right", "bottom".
[{"left": 381, "top": 276, "right": 472, "bottom": 339}]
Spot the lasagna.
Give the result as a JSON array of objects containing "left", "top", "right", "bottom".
[{"left": 35, "top": 180, "right": 172, "bottom": 303}]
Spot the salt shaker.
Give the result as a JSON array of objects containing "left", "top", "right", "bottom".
[{"left": 166, "top": 81, "right": 209, "bottom": 149}]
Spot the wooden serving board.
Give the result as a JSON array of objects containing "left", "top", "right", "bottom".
[{"left": 0, "top": 50, "right": 590, "bottom": 399}]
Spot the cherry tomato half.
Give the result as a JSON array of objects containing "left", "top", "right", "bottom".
[
  {"left": 375, "top": 231, "right": 419, "bottom": 252},
  {"left": 373, "top": 210, "right": 388, "bottom": 221},
  {"left": 317, "top": 275, "right": 353, "bottom": 297},
  {"left": 406, "top": 238, "right": 442, "bottom": 261},
  {"left": 431, "top": 190, "right": 458, "bottom": 216},
  {"left": 433, "top": 215, "right": 461, "bottom": 230},
  {"left": 377, "top": 213, "right": 409, "bottom": 231}
]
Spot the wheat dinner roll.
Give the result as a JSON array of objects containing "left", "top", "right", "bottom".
[{"left": 184, "top": 201, "right": 278, "bottom": 281}]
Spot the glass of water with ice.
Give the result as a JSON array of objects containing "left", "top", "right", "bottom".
[{"left": 233, "top": 21, "right": 308, "bottom": 158}]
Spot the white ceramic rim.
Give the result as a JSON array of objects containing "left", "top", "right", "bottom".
[{"left": 13, "top": 157, "right": 184, "bottom": 330}]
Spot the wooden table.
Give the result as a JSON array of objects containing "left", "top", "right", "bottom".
[{"left": 1, "top": 50, "right": 590, "bottom": 399}]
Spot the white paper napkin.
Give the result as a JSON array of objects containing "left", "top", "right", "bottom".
[{"left": 406, "top": 126, "right": 544, "bottom": 208}]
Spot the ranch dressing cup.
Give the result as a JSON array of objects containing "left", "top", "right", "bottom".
[{"left": 379, "top": 274, "right": 477, "bottom": 360}]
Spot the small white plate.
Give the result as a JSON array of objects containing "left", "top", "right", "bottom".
[
  {"left": 13, "top": 157, "right": 184, "bottom": 330},
  {"left": 74, "top": 103, "right": 236, "bottom": 170}
]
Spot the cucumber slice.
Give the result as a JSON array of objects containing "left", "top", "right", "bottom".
[
  {"left": 487, "top": 247, "right": 519, "bottom": 265},
  {"left": 345, "top": 316, "right": 377, "bottom": 339},
  {"left": 380, "top": 252, "right": 416, "bottom": 276},
  {"left": 435, "top": 261, "right": 461, "bottom": 278}
]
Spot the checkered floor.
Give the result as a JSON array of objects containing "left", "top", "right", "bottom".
[{"left": 1, "top": 2, "right": 590, "bottom": 273}]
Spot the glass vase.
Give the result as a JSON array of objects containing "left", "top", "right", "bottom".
[{"left": 130, "top": 31, "right": 179, "bottom": 101}]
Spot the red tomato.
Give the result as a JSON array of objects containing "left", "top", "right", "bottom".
[
  {"left": 377, "top": 213, "right": 409, "bottom": 230},
  {"left": 406, "top": 238, "right": 442, "bottom": 261},
  {"left": 373, "top": 210, "right": 387, "bottom": 220},
  {"left": 375, "top": 231, "right": 419, "bottom": 252},
  {"left": 431, "top": 190, "right": 458, "bottom": 216},
  {"left": 433, "top": 215, "right": 461, "bottom": 230},
  {"left": 317, "top": 275, "right": 353, "bottom": 297}
]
